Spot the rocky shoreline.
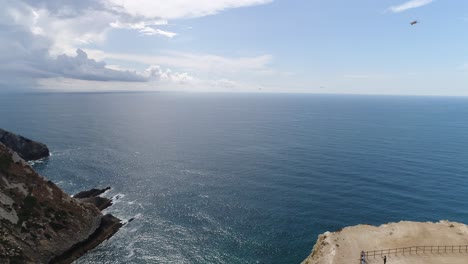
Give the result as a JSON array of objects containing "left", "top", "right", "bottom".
[{"left": 0, "top": 129, "right": 123, "bottom": 263}]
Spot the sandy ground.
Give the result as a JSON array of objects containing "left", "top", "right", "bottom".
[{"left": 302, "top": 221, "right": 468, "bottom": 264}]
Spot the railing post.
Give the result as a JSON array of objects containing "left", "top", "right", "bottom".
[{"left": 359, "top": 244, "right": 468, "bottom": 262}]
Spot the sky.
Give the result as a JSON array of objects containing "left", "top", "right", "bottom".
[{"left": 0, "top": 0, "right": 467, "bottom": 95}]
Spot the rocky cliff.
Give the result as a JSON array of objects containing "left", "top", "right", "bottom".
[
  {"left": 0, "top": 128, "right": 49, "bottom": 161},
  {"left": 0, "top": 141, "right": 122, "bottom": 263}
]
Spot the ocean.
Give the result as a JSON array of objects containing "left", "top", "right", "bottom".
[{"left": 1, "top": 92, "right": 468, "bottom": 263}]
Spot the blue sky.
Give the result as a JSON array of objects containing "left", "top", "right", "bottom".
[{"left": 1, "top": 0, "right": 467, "bottom": 95}]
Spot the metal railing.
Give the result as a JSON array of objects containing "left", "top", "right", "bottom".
[{"left": 364, "top": 245, "right": 468, "bottom": 258}]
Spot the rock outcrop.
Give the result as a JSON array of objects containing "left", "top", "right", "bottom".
[
  {"left": 0, "top": 128, "right": 50, "bottom": 161},
  {"left": 74, "top": 187, "right": 111, "bottom": 199},
  {"left": 0, "top": 142, "right": 122, "bottom": 263},
  {"left": 49, "top": 214, "right": 122, "bottom": 264},
  {"left": 74, "top": 187, "right": 114, "bottom": 213}
]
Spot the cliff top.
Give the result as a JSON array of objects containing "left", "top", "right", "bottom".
[{"left": 303, "top": 220, "right": 468, "bottom": 264}]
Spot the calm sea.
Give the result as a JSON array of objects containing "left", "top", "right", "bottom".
[{"left": 1, "top": 92, "right": 468, "bottom": 263}]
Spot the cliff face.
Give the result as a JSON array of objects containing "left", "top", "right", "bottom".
[
  {"left": 0, "top": 142, "right": 114, "bottom": 263},
  {"left": 0, "top": 128, "right": 50, "bottom": 161}
]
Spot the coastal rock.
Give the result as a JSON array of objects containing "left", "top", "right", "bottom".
[
  {"left": 302, "top": 220, "right": 468, "bottom": 264},
  {"left": 74, "top": 187, "right": 113, "bottom": 211},
  {"left": 0, "top": 128, "right": 50, "bottom": 161},
  {"left": 74, "top": 187, "right": 111, "bottom": 199},
  {"left": 0, "top": 143, "right": 122, "bottom": 263},
  {"left": 49, "top": 214, "right": 123, "bottom": 264}
]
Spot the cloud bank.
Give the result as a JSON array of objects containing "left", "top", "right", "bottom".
[
  {"left": 389, "top": 0, "right": 434, "bottom": 13},
  {"left": 0, "top": 0, "right": 273, "bottom": 91},
  {"left": 49, "top": 49, "right": 147, "bottom": 82}
]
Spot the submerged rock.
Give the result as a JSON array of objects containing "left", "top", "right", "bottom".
[{"left": 0, "top": 128, "right": 49, "bottom": 161}]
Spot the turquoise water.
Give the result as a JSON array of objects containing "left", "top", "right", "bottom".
[{"left": 1, "top": 93, "right": 468, "bottom": 263}]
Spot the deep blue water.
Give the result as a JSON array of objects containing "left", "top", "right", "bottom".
[{"left": 1, "top": 92, "right": 468, "bottom": 263}]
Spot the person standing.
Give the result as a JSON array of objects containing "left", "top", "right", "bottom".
[
  {"left": 360, "top": 251, "right": 367, "bottom": 264},
  {"left": 383, "top": 255, "right": 387, "bottom": 264}
]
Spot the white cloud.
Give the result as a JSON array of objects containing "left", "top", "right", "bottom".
[
  {"left": 0, "top": 25, "right": 193, "bottom": 85},
  {"left": 85, "top": 49, "right": 273, "bottom": 73},
  {"left": 110, "top": 20, "right": 177, "bottom": 38},
  {"left": 46, "top": 49, "right": 200, "bottom": 83},
  {"left": 139, "top": 28, "right": 177, "bottom": 38},
  {"left": 18, "top": 0, "right": 274, "bottom": 49},
  {"left": 0, "top": 0, "right": 274, "bottom": 57},
  {"left": 106, "top": 0, "right": 273, "bottom": 20},
  {"left": 48, "top": 49, "right": 147, "bottom": 82},
  {"left": 389, "top": 0, "right": 434, "bottom": 13},
  {"left": 144, "top": 65, "right": 194, "bottom": 83}
]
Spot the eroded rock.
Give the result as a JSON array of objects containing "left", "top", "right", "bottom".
[{"left": 0, "top": 128, "right": 49, "bottom": 161}]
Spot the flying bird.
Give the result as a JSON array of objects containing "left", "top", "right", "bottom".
[{"left": 410, "top": 20, "right": 418, "bottom": 26}]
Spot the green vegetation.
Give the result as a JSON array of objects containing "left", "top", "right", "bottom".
[
  {"left": 45, "top": 206, "right": 55, "bottom": 217},
  {"left": 50, "top": 222, "right": 66, "bottom": 232},
  {"left": 0, "top": 154, "right": 13, "bottom": 173},
  {"left": 10, "top": 255, "right": 25, "bottom": 264},
  {"left": 23, "top": 196, "right": 37, "bottom": 209},
  {"left": 17, "top": 195, "right": 38, "bottom": 227},
  {"left": 54, "top": 210, "right": 69, "bottom": 221},
  {"left": 0, "top": 237, "right": 9, "bottom": 246}
]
